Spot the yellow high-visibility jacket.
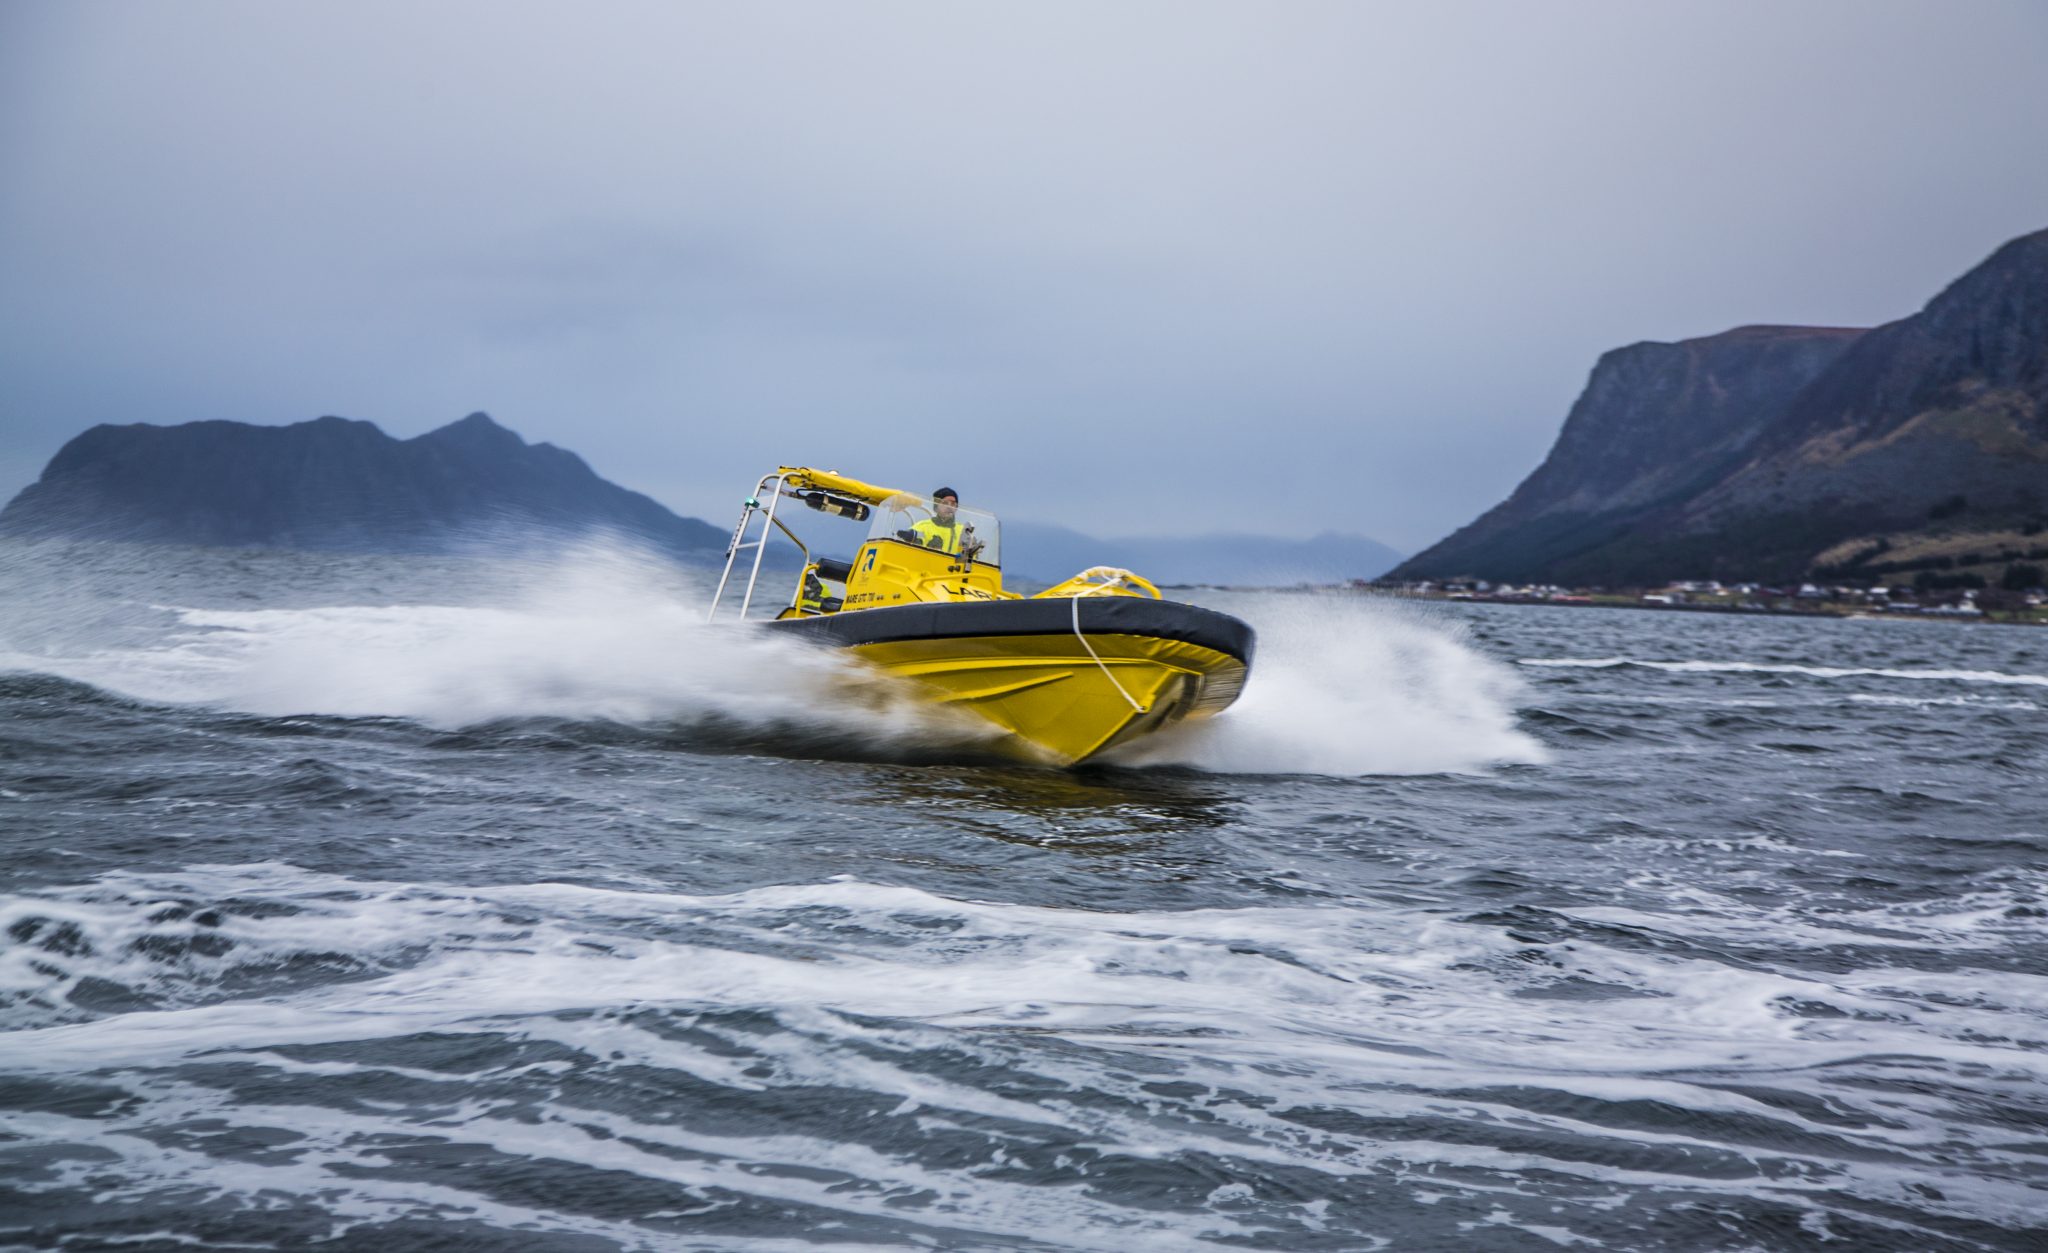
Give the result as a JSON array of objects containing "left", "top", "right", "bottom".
[{"left": 910, "top": 517, "right": 963, "bottom": 554}]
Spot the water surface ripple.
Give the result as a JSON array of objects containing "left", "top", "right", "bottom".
[{"left": 1, "top": 541, "right": 2043, "bottom": 1251}]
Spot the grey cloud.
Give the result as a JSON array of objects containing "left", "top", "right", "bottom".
[{"left": 3, "top": 1, "right": 2045, "bottom": 551}]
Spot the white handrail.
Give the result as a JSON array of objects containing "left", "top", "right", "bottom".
[{"left": 736, "top": 472, "right": 788, "bottom": 620}]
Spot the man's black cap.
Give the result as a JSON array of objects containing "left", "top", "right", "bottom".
[{"left": 933, "top": 487, "right": 958, "bottom": 501}]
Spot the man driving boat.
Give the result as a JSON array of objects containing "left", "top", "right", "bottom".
[{"left": 911, "top": 487, "right": 965, "bottom": 554}]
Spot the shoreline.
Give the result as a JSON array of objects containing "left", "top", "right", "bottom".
[{"left": 1369, "top": 591, "right": 2045, "bottom": 627}]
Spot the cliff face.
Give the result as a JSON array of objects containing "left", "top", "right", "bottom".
[
  {"left": 1675, "top": 231, "right": 2048, "bottom": 556},
  {"left": 1394, "top": 325, "right": 1863, "bottom": 581},
  {"left": 0, "top": 412, "right": 728, "bottom": 558},
  {"left": 1395, "top": 227, "right": 2048, "bottom": 584}
]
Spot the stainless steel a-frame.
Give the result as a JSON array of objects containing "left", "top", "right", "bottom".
[{"left": 706, "top": 471, "right": 812, "bottom": 622}]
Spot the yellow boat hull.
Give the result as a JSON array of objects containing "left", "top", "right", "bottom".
[
  {"left": 769, "top": 597, "right": 1254, "bottom": 765},
  {"left": 854, "top": 632, "right": 1246, "bottom": 764}
]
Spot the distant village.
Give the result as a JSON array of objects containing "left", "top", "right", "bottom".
[{"left": 1368, "top": 575, "right": 2048, "bottom": 624}]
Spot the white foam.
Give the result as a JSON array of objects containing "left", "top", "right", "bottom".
[
  {"left": 4, "top": 1103, "right": 900, "bottom": 1253},
  {"left": 7, "top": 863, "right": 2045, "bottom": 1239},
  {"left": 1846, "top": 692, "right": 2041, "bottom": 711},
  {"left": 1522, "top": 656, "right": 2048, "bottom": 688},
  {"left": 9, "top": 864, "right": 2039, "bottom": 1089},
  {"left": 1112, "top": 597, "right": 1546, "bottom": 775}
]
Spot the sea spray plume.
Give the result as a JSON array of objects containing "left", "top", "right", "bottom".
[
  {"left": 1109, "top": 596, "right": 1545, "bottom": 775},
  {"left": 1, "top": 539, "right": 1000, "bottom": 755}
]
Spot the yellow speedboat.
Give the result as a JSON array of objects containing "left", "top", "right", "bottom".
[{"left": 706, "top": 467, "right": 1253, "bottom": 765}]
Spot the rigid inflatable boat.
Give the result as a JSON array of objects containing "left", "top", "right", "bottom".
[{"left": 706, "top": 467, "right": 1254, "bottom": 765}]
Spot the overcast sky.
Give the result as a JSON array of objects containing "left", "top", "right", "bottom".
[{"left": 3, "top": 1, "right": 2044, "bottom": 550}]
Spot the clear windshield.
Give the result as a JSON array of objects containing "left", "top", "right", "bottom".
[{"left": 866, "top": 492, "right": 1000, "bottom": 566}]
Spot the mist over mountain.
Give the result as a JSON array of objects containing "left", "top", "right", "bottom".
[
  {"left": 1394, "top": 227, "right": 2048, "bottom": 585},
  {"left": 0, "top": 413, "right": 729, "bottom": 559}
]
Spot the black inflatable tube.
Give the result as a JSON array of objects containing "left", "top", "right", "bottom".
[{"left": 770, "top": 596, "right": 1255, "bottom": 666}]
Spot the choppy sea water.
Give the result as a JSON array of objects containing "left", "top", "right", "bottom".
[{"left": 1, "top": 539, "right": 2043, "bottom": 1252}]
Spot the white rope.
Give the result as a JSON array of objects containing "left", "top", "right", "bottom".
[{"left": 1072, "top": 588, "right": 1146, "bottom": 713}]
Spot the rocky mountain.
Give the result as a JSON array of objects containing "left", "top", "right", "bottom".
[
  {"left": 1394, "top": 227, "right": 2048, "bottom": 585},
  {"left": 1001, "top": 521, "right": 1402, "bottom": 587},
  {"left": 0, "top": 413, "right": 729, "bottom": 558}
]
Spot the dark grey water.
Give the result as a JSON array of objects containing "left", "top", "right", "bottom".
[{"left": 2, "top": 539, "right": 2044, "bottom": 1251}]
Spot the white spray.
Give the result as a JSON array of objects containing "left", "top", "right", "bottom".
[
  {"left": 1, "top": 542, "right": 994, "bottom": 753},
  {"left": 1109, "top": 594, "right": 1546, "bottom": 775}
]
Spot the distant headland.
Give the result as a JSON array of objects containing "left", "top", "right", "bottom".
[
  {"left": 0, "top": 412, "right": 730, "bottom": 560},
  {"left": 1392, "top": 226, "right": 2048, "bottom": 592}
]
